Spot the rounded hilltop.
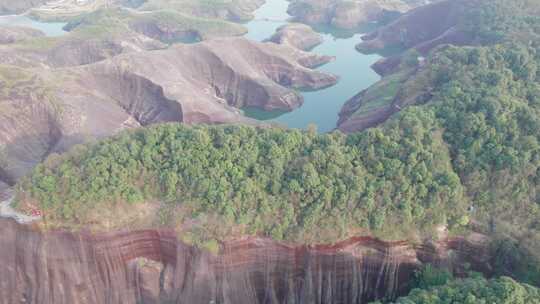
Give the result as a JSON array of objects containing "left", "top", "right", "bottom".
[{"left": 17, "top": 121, "right": 467, "bottom": 244}]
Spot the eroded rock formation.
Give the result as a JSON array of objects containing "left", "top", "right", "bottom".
[
  {"left": 337, "top": 0, "right": 485, "bottom": 133},
  {"left": 337, "top": 89, "right": 398, "bottom": 133},
  {"left": 287, "top": 0, "right": 413, "bottom": 30},
  {"left": 76, "top": 37, "right": 337, "bottom": 121},
  {"left": 267, "top": 23, "right": 323, "bottom": 51},
  {"left": 0, "top": 30, "right": 166, "bottom": 68},
  {"left": 357, "top": 0, "right": 478, "bottom": 75},
  {"left": 336, "top": 66, "right": 433, "bottom": 133},
  {"left": 0, "top": 218, "right": 493, "bottom": 304},
  {"left": 0, "top": 37, "right": 337, "bottom": 180},
  {"left": 357, "top": 0, "right": 470, "bottom": 52}
]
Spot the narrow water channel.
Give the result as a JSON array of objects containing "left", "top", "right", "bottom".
[{"left": 243, "top": 0, "right": 382, "bottom": 132}]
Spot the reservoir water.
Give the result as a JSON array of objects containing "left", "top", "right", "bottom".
[
  {"left": 0, "top": 15, "right": 67, "bottom": 37},
  {"left": 243, "top": 0, "right": 382, "bottom": 132}
]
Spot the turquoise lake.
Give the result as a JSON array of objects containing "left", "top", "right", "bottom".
[
  {"left": 0, "top": 15, "right": 67, "bottom": 37},
  {"left": 243, "top": 0, "right": 382, "bottom": 132}
]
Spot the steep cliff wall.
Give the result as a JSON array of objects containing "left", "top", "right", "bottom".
[
  {"left": 0, "top": 218, "right": 492, "bottom": 304},
  {"left": 357, "top": 0, "right": 476, "bottom": 53},
  {"left": 0, "top": 37, "right": 337, "bottom": 182}
]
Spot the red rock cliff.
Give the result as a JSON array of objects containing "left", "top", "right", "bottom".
[{"left": 0, "top": 218, "right": 492, "bottom": 304}]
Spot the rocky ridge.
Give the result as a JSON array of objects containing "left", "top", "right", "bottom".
[
  {"left": 287, "top": 0, "right": 414, "bottom": 30},
  {"left": 0, "top": 38, "right": 337, "bottom": 182},
  {"left": 267, "top": 23, "right": 324, "bottom": 51}
]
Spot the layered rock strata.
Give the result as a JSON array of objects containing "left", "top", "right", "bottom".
[{"left": 0, "top": 218, "right": 492, "bottom": 304}]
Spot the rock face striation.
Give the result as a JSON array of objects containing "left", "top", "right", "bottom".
[
  {"left": 0, "top": 218, "right": 493, "bottom": 304},
  {"left": 357, "top": 0, "right": 478, "bottom": 75},
  {"left": 0, "top": 28, "right": 166, "bottom": 68},
  {"left": 0, "top": 37, "right": 337, "bottom": 182},
  {"left": 358, "top": 0, "right": 477, "bottom": 52},
  {"left": 337, "top": 89, "right": 399, "bottom": 133}
]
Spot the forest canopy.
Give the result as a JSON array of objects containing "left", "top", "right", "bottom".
[
  {"left": 386, "top": 276, "right": 540, "bottom": 304},
  {"left": 18, "top": 115, "right": 466, "bottom": 243},
  {"left": 371, "top": 265, "right": 540, "bottom": 304}
]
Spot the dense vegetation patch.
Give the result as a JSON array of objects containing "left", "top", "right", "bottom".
[
  {"left": 427, "top": 43, "right": 540, "bottom": 232},
  {"left": 18, "top": 114, "right": 466, "bottom": 242},
  {"left": 381, "top": 275, "right": 540, "bottom": 304},
  {"left": 460, "top": 0, "right": 540, "bottom": 45},
  {"left": 371, "top": 265, "right": 540, "bottom": 303},
  {"left": 346, "top": 39, "right": 540, "bottom": 246}
]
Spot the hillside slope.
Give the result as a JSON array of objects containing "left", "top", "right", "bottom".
[{"left": 0, "top": 38, "right": 337, "bottom": 185}]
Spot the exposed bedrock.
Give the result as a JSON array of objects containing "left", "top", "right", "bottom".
[
  {"left": 358, "top": 0, "right": 474, "bottom": 52},
  {"left": 370, "top": 56, "right": 402, "bottom": 77},
  {"left": 267, "top": 23, "right": 324, "bottom": 51},
  {"left": 0, "top": 37, "right": 337, "bottom": 180},
  {"left": 357, "top": 0, "right": 478, "bottom": 75},
  {"left": 0, "top": 33, "right": 165, "bottom": 68},
  {"left": 337, "top": 89, "right": 399, "bottom": 133},
  {"left": 80, "top": 37, "right": 338, "bottom": 122},
  {"left": 46, "top": 36, "right": 166, "bottom": 67},
  {"left": 81, "top": 69, "right": 183, "bottom": 125},
  {"left": 287, "top": 0, "right": 412, "bottom": 30},
  {"left": 0, "top": 99, "right": 63, "bottom": 182},
  {"left": 0, "top": 65, "right": 142, "bottom": 181},
  {"left": 0, "top": 218, "right": 493, "bottom": 304}
]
